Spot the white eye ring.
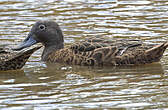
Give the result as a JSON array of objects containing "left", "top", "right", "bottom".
[{"left": 39, "top": 24, "right": 46, "bottom": 30}]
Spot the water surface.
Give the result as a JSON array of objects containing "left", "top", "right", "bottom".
[{"left": 0, "top": 0, "right": 168, "bottom": 109}]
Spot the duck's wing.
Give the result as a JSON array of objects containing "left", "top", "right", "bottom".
[
  {"left": 47, "top": 41, "right": 168, "bottom": 66},
  {"left": 70, "top": 37, "right": 143, "bottom": 54},
  {"left": 58, "top": 40, "right": 167, "bottom": 66}
]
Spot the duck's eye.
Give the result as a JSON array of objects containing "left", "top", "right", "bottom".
[{"left": 39, "top": 24, "right": 46, "bottom": 30}]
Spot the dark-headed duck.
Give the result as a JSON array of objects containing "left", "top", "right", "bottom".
[{"left": 14, "top": 20, "right": 168, "bottom": 66}]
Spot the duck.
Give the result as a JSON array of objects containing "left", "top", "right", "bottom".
[
  {"left": 0, "top": 46, "right": 41, "bottom": 71},
  {"left": 13, "top": 20, "right": 168, "bottom": 66}
]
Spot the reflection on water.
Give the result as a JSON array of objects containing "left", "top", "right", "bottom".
[{"left": 0, "top": 0, "right": 168, "bottom": 109}]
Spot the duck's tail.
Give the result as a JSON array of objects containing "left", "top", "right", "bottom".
[
  {"left": 145, "top": 42, "right": 168, "bottom": 57},
  {"left": 12, "top": 46, "right": 42, "bottom": 61},
  {"left": 145, "top": 41, "right": 168, "bottom": 62},
  {"left": 2, "top": 46, "right": 42, "bottom": 71}
]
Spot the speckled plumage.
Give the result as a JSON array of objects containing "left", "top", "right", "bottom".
[
  {"left": 14, "top": 20, "right": 168, "bottom": 66},
  {"left": 47, "top": 38, "right": 168, "bottom": 66},
  {"left": 0, "top": 46, "right": 41, "bottom": 71}
]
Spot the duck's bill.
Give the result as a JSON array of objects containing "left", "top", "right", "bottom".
[{"left": 13, "top": 34, "right": 38, "bottom": 51}]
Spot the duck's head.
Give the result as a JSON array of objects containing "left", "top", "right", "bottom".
[{"left": 14, "top": 20, "right": 64, "bottom": 51}]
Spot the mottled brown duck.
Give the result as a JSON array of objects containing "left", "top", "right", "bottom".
[
  {"left": 13, "top": 20, "right": 168, "bottom": 66},
  {"left": 0, "top": 46, "right": 41, "bottom": 71}
]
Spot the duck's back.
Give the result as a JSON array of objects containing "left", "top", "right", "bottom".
[{"left": 47, "top": 38, "right": 168, "bottom": 66}]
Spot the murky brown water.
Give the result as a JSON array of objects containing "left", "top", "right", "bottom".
[{"left": 0, "top": 0, "right": 168, "bottom": 109}]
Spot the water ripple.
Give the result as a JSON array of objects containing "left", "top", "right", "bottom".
[{"left": 0, "top": 0, "right": 168, "bottom": 109}]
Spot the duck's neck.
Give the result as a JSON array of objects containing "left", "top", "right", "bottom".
[{"left": 41, "top": 43, "right": 64, "bottom": 61}]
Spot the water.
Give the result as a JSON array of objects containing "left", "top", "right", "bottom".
[{"left": 0, "top": 0, "right": 168, "bottom": 109}]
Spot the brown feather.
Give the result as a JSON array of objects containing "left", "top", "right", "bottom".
[
  {"left": 14, "top": 21, "right": 168, "bottom": 66},
  {"left": 0, "top": 46, "right": 41, "bottom": 71},
  {"left": 47, "top": 38, "right": 168, "bottom": 66}
]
